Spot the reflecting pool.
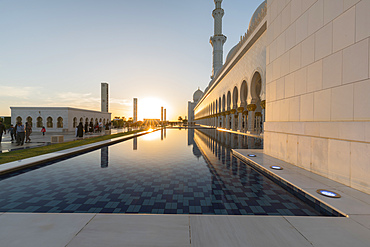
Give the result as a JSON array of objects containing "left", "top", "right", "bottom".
[{"left": 0, "top": 128, "right": 323, "bottom": 215}]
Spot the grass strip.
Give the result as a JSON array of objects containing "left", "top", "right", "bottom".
[{"left": 0, "top": 129, "right": 145, "bottom": 165}]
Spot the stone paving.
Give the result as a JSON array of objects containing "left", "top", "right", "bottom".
[{"left": 0, "top": 128, "right": 130, "bottom": 153}]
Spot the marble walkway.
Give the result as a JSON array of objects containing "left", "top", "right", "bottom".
[{"left": 0, "top": 128, "right": 131, "bottom": 153}]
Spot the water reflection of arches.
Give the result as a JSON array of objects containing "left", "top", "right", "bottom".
[
  {"left": 195, "top": 128, "right": 263, "bottom": 153},
  {"left": 192, "top": 129, "right": 263, "bottom": 170},
  {"left": 192, "top": 128, "right": 265, "bottom": 213}
]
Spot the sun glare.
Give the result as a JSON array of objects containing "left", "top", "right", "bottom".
[{"left": 138, "top": 97, "right": 167, "bottom": 120}]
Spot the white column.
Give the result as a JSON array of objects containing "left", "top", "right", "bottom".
[
  {"left": 248, "top": 111, "right": 255, "bottom": 133},
  {"left": 231, "top": 114, "right": 235, "bottom": 130},
  {"left": 238, "top": 112, "right": 243, "bottom": 131}
]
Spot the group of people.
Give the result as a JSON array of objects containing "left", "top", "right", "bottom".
[
  {"left": 0, "top": 121, "right": 33, "bottom": 146},
  {"left": 0, "top": 120, "right": 111, "bottom": 145},
  {"left": 76, "top": 121, "right": 110, "bottom": 138}
]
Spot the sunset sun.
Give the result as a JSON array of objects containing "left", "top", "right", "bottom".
[{"left": 138, "top": 97, "right": 167, "bottom": 120}]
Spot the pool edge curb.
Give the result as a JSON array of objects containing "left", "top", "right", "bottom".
[{"left": 231, "top": 149, "right": 348, "bottom": 218}]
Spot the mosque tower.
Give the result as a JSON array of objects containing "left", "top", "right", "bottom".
[{"left": 210, "top": 0, "right": 227, "bottom": 79}]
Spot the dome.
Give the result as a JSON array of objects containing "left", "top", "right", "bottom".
[
  {"left": 248, "top": 1, "right": 267, "bottom": 31},
  {"left": 193, "top": 88, "right": 203, "bottom": 102},
  {"left": 226, "top": 44, "right": 239, "bottom": 62}
]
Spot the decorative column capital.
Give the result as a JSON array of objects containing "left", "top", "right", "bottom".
[
  {"left": 260, "top": 100, "right": 266, "bottom": 109},
  {"left": 230, "top": 109, "right": 236, "bottom": 114},
  {"left": 247, "top": 104, "right": 257, "bottom": 111},
  {"left": 237, "top": 107, "right": 244, "bottom": 113}
]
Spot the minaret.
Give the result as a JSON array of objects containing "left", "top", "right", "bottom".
[
  {"left": 133, "top": 98, "right": 137, "bottom": 122},
  {"left": 210, "top": 0, "right": 227, "bottom": 79},
  {"left": 101, "top": 82, "right": 109, "bottom": 112}
]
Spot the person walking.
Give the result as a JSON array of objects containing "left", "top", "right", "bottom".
[
  {"left": 25, "top": 122, "right": 32, "bottom": 143},
  {"left": 15, "top": 122, "right": 25, "bottom": 146},
  {"left": 0, "top": 120, "right": 6, "bottom": 144},
  {"left": 41, "top": 126, "right": 46, "bottom": 136},
  {"left": 77, "top": 122, "right": 84, "bottom": 138},
  {"left": 8, "top": 124, "right": 15, "bottom": 142}
]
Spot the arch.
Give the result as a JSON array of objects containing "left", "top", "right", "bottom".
[
  {"left": 95, "top": 118, "right": 98, "bottom": 125},
  {"left": 47, "top": 117, "right": 53, "bottom": 128},
  {"left": 232, "top": 86, "right": 238, "bottom": 109},
  {"left": 226, "top": 91, "right": 231, "bottom": 110},
  {"left": 73, "top": 117, "right": 77, "bottom": 128},
  {"left": 240, "top": 80, "right": 248, "bottom": 106},
  {"left": 250, "top": 71, "right": 263, "bottom": 133},
  {"left": 103, "top": 119, "right": 106, "bottom": 125},
  {"left": 99, "top": 118, "right": 102, "bottom": 123},
  {"left": 57, "top": 117, "right": 63, "bottom": 128},
  {"left": 26, "top": 116, "right": 33, "bottom": 127},
  {"left": 219, "top": 97, "right": 222, "bottom": 112},
  {"left": 79, "top": 117, "right": 83, "bottom": 123},
  {"left": 251, "top": 72, "right": 262, "bottom": 102},
  {"left": 16, "top": 116, "right": 22, "bottom": 123},
  {"left": 90, "top": 118, "right": 94, "bottom": 123},
  {"left": 37, "top": 117, "right": 43, "bottom": 128},
  {"left": 215, "top": 99, "right": 218, "bottom": 114},
  {"left": 222, "top": 95, "right": 226, "bottom": 111},
  {"left": 85, "top": 118, "right": 89, "bottom": 124}
]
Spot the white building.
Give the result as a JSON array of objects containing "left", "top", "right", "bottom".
[
  {"left": 10, "top": 107, "right": 111, "bottom": 132},
  {"left": 190, "top": 0, "right": 370, "bottom": 194}
]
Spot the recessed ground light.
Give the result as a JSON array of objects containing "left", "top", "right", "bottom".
[
  {"left": 316, "top": 189, "right": 341, "bottom": 198},
  {"left": 248, "top": 154, "right": 256, "bottom": 157},
  {"left": 270, "top": 165, "right": 283, "bottom": 170}
]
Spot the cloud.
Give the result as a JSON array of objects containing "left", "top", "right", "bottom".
[
  {"left": 110, "top": 98, "right": 132, "bottom": 106},
  {"left": 0, "top": 87, "right": 133, "bottom": 117},
  {"left": 0, "top": 86, "right": 39, "bottom": 98}
]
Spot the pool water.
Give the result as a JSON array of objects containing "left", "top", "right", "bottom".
[{"left": 0, "top": 128, "right": 323, "bottom": 215}]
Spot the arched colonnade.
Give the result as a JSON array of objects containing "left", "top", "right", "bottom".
[{"left": 195, "top": 71, "right": 265, "bottom": 134}]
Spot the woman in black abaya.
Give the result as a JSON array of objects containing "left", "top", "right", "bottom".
[{"left": 77, "top": 122, "right": 84, "bottom": 138}]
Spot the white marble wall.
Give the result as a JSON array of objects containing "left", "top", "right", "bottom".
[{"left": 265, "top": 0, "right": 370, "bottom": 194}]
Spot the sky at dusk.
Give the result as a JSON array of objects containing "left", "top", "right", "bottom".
[{"left": 0, "top": 0, "right": 264, "bottom": 121}]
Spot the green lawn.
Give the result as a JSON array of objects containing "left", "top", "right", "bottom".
[{"left": 0, "top": 129, "right": 145, "bottom": 165}]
